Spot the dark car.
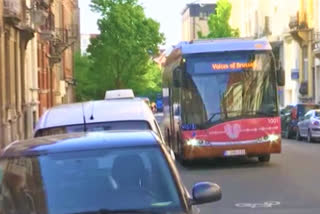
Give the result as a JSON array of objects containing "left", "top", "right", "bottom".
[
  {"left": 281, "top": 103, "right": 320, "bottom": 138},
  {"left": 0, "top": 131, "right": 221, "bottom": 214}
]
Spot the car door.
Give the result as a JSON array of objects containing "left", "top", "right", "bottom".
[
  {"left": 297, "top": 113, "right": 304, "bottom": 137},
  {"left": 306, "top": 110, "right": 315, "bottom": 131},
  {"left": 300, "top": 111, "right": 312, "bottom": 137},
  {"left": 152, "top": 119, "right": 176, "bottom": 160}
]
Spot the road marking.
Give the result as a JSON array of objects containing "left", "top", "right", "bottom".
[{"left": 235, "top": 201, "right": 280, "bottom": 208}]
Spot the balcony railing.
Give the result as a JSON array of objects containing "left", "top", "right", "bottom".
[
  {"left": 314, "top": 32, "right": 320, "bottom": 58},
  {"left": 289, "top": 15, "right": 298, "bottom": 29},
  {"left": 49, "top": 25, "right": 79, "bottom": 65},
  {"left": 36, "top": 0, "right": 51, "bottom": 9},
  {"left": 54, "top": 25, "right": 79, "bottom": 44},
  {"left": 289, "top": 12, "right": 308, "bottom": 31},
  {"left": 3, "top": 0, "right": 23, "bottom": 22},
  {"left": 39, "top": 11, "right": 55, "bottom": 40}
]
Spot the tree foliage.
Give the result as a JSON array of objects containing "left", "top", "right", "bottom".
[
  {"left": 76, "top": 0, "right": 165, "bottom": 101},
  {"left": 74, "top": 52, "right": 96, "bottom": 101},
  {"left": 198, "top": 0, "right": 239, "bottom": 38}
]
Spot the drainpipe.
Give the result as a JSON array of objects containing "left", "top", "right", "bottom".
[
  {"left": 193, "top": 16, "right": 196, "bottom": 40},
  {"left": 307, "top": 29, "right": 314, "bottom": 99},
  {"left": 299, "top": 45, "right": 304, "bottom": 83}
]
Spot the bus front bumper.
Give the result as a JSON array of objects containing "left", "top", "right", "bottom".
[{"left": 182, "top": 139, "right": 281, "bottom": 160}]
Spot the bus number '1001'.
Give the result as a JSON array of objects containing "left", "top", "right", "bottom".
[{"left": 181, "top": 124, "right": 196, "bottom": 130}]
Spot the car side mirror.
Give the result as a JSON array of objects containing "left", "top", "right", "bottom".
[
  {"left": 277, "top": 67, "right": 285, "bottom": 86},
  {"left": 191, "top": 182, "right": 222, "bottom": 205}
]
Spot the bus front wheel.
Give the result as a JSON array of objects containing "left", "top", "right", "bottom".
[{"left": 258, "top": 154, "right": 270, "bottom": 162}]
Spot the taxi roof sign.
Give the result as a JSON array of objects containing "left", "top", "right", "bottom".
[{"left": 105, "top": 89, "right": 135, "bottom": 100}]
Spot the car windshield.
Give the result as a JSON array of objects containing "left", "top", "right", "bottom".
[
  {"left": 315, "top": 111, "right": 320, "bottom": 118},
  {"left": 0, "top": 147, "right": 182, "bottom": 214},
  {"left": 280, "top": 106, "right": 293, "bottom": 115},
  {"left": 35, "top": 121, "right": 151, "bottom": 137},
  {"left": 181, "top": 51, "right": 278, "bottom": 128}
]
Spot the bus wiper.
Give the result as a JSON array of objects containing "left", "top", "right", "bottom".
[
  {"left": 207, "top": 111, "right": 244, "bottom": 123},
  {"left": 207, "top": 112, "right": 225, "bottom": 123},
  {"left": 241, "top": 110, "right": 278, "bottom": 116},
  {"left": 207, "top": 110, "right": 277, "bottom": 123},
  {"left": 70, "top": 208, "right": 162, "bottom": 214}
]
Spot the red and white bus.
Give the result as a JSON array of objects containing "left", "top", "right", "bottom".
[{"left": 162, "top": 38, "right": 284, "bottom": 164}]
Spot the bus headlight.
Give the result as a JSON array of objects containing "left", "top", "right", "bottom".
[
  {"left": 267, "top": 134, "right": 280, "bottom": 143},
  {"left": 258, "top": 134, "right": 280, "bottom": 143},
  {"left": 186, "top": 139, "right": 207, "bottom": 147}
]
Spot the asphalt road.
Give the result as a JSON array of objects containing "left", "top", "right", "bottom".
[
  {"left": 155, "top": 113, "right": 320, "bottom": 213},
  {"left": 177, "top": 139, "right": 320, "bottom": 214}
]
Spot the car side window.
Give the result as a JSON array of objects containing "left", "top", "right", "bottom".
[{"left": 304, "top": 111, "right": 313, "bottom": 120}]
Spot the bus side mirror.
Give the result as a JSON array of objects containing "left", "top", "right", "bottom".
[
  {"left": 173, "top": 67, "right": 182, "bottom": 88},
  {"left": 277, "top": 67, "right": 285, "bottom": 86}
]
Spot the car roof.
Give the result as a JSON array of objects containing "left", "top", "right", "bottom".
[
  {"left": 175, "top": 38, "right": 272, "bottom": 56},
  {"left": 291, "top": 103, "right": 320, "bottom": 107},
  {"left": 306, "top": 109, "right": 320, "bottom": 113},
  {"left": 1, "top": 131, "right": 160, "bottom": 158},
  {"left": 35, "top": 98, "right": 154, "bottom": 132}
]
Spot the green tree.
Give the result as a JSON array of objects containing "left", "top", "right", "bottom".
[
  {"left": 83, "top": 0, "right": 164, "bottom": 100},
  {"left": 74, "top": 52, "right": 97, "bottom": 101},
  {"left": 198, "top": 0, "right": 239, "bottom": 38},
  {"left": 133, "top": 61, "right": 162, "bottom": 101}
]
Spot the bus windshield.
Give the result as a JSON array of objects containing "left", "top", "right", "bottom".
[{"left": 181, "top": 51, "right": 278, "bottom": 128}]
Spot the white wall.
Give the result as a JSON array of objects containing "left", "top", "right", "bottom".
[
  {"left": 182, "top": 8, "right": 191, "bottom": 41},
  {"left": 283, "top": 36, "right": 300, "bottom": 105},
  {"left": 315, "top": 0, "right": 320, "bottom": 103},
  {"left": 230, "top": 0, "right": 301, "bottom": 106}
]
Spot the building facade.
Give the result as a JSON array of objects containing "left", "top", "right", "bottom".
[
  {"left": 311, "top": 0, "right": 320, "bottom": 104},
  {"left": 0, "top": 0, "right": 38, "bottom": 146},
  {"left": 289, "top": 0, "right": 320, "bottom": 104},
  {"left": 0, "top": 0, "right": 80, "bottom": 147},
  {"left": 229, "top": 0, "right": 301, "bottom": 107},
  {"left": 23, "top": 0, "right": 44, "bottom": 139},
  {"left": 37, "top": 2, "right": 54, "bottom": 116},
  {"left": 182, "top": 2, "right": 216, "bottom": 41},
  {"left": 0, "top": 0, "right": 4, "bottom": 146},
  {"left": 37, "top": 0, "right": 80, "bottom": 115}
]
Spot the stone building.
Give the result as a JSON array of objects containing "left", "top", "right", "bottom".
[
  {"left": 0, "top": 0, "right": 80, "bottom": 147},
  {"left": 0, "top": 0, "right": 38, "bottom": 146},
  {"left": 182, "top": 1, "right": 216, "bottom": 41}
]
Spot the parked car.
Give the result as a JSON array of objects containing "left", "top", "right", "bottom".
[
  {"left": 0, "top": 130, "right": 222, "bottom": 214},
  {"left": 281, "top": 103, "right": 320, "bottom": 138},
  {"left": 34, "top": 98, "right": 164, "bottom": 143},
  {"left": 296, "top": 109, "right": 320, "bottom": 142}
]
